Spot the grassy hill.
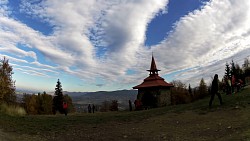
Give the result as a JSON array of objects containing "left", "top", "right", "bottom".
[{"left": 1, "top": 87, "right": 250, "bottom": 141}]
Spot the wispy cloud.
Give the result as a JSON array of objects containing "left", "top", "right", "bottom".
[
  {"left": 150, "top": 0, "right": 250, "bottom": 85},
  {"left": 1, "top": 0, "right": 250, "bottom": 91},
  {"left": 0, "top": 54, "right": 28, "bottom": 63},
  {"left": 15, "top": 67, "right": 50, "bottom": 78}
]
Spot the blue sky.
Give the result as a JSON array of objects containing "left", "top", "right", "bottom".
[{"left": 1, "top": 0, "right": 250, "bottom": 92}]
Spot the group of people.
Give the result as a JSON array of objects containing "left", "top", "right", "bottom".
[
  {"left": 209, "top": 74, "right": 244, "bottom": 108},
  {"left": 224, "top": 75, "right": 243, "bottom": 95},
  {"left": 88, "top": 104, "right": 95, "bottom": 113}
]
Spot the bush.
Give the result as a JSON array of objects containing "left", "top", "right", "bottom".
[
  {"left": 22, "top": 93, "right": 53, "bottom": 115},
  {"left": 100, "top": 101, "right": 111, "bottom": 112},
  {"left": 171, "top": 87, "right": 191, "bottom": 105},
  {"left": 0, "top": 103, "right": 26, "bottom": 116},
  {"left": 100, "top": 100, "right": 119, "bottom": 112},
  {"left": 110, "top": 100, "right": 118, "bottom": 111}
]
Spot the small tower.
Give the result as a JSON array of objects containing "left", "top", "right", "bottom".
[
  {"left": 147, "top": 55, "right": 160, "bottom": 75},
  {"left": 133, "top": 55, "right": 173, "bottom": 108}
]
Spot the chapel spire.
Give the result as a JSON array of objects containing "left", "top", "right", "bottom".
[{"left": 147, "top": 55, "right": 160, "bottom": 75}]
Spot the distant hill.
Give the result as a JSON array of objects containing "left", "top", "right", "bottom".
[
  {"left": 67, "top": 90, "right": 137, "bottom": 106},
  {"left": 16, "top": 89, "right": 138, "bottom": 109}
]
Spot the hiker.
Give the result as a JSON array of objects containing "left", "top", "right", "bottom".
[
  {"left": 134, "top": 99, "right": 142, "bottom": 110},
  {"left": 88, "top": 104, "right": 92, "bottom": 113},
  {"left": 129, "top": 100, "right": 132, "bottom": 111},
  {"left": 63, "top": 102, "right": 68, "bottom": 116},
  {"left": 232, "top": 75, "right": 236, "bottom": 94},
  {"left": 209, "top": 74, "right": 223, "bottom": 108},
  {"left": 92, "top": 104, "right": 95, "bottom": 113}
]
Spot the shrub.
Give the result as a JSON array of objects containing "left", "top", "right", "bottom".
[
  {"left": 100, "top": 100, "right": 111, "bottom": 112},
  {"left": 171, "top": 87, "right": 191, "bottom": 105},
  {"left": 0, "top": 103, "right": 26, "bottom": 116},
  {"left": 100, "top": 100, "right": 119, "bottom": 112},
  {"left": 110, "top": 100, "right": 118, "bottom": 111},
  {"left": 22, "top": 93, "right": 54, "bottom": 115}
]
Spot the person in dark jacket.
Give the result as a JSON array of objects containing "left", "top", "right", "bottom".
[
  {"left": 129, "top": 100, "right": 132, "bottom": 111},
  {"left": 209, "top": 74, "right": 223, "bottom": 108},
  {"left": 92, "top": 104, "right": 95, "bottom": 113},
  {"left": 88, "top": 104, "right": 92, "bottom": 113}
]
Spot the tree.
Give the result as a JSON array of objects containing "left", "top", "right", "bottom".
[
  {"left": 42, "top": 91, "right": 53, "bottom": 114},
  {"left": 243, "top": 58, "right": 250, "bottom": 77},
  {"left": 231, "top": 60, "right": 236, "bottom": 77},
  {"left": 23, "top": 94, "right": 38, "bottom": 115},
  {"left": 225, "top": 62, "right": 231, "bottom": 79},
  {"left": 199, "top": 78, "right": 208, "bottom": 98},
  {"left": 22, "top": 92, "right": 53, "bottom": 115},
  {"left": 188, "top": 84, "right": 194, "bottom": 102},
  {"left": 171, "top": 80, "right": 186, "bottom": 89},
  {"left": 0, "top": 57, "right": 16, "bottom": 104},
  {"left": 53, "top": 79, "right": 64, "bottom": 114},
  {"left": 188, "top": 84, "right": 192, "bottom": 94},
  {"left": 242, "top": 58, "right": 250, "bottom": 69},
  {"left": 170, "top": 80, "right": 191, "bottom": 104}
]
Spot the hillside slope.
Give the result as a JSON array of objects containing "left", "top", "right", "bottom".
[{"left": 1, "top": 87, "right": 250, "bottom": 141}]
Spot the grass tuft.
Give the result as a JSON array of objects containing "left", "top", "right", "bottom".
[{"left": 0, "top": 103, "right": 26, "bottom": 116}]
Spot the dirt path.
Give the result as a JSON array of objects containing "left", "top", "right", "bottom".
[{"left": 0, "top": 129, "right": 46, "bottom": 141}]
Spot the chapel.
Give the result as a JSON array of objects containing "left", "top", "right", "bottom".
[{"left": 133, "top": 55, "right": 173, "bottom": 108}]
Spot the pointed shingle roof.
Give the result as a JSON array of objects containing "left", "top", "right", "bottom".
[{"left": 133, "top": 55, "right": 173, "bottom": 89}]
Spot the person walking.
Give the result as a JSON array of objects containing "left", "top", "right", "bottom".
[
  {"left": 63, "top": 102, "right": 68, "bottom": 116},
  {"left": 92, "top": 104, "right": 95, "bottom": 113},
  {"left": 209, "top": 74, "right": 223, "bottom": 108},
  {"left": 88, "top": 104, "right": 92, "bottom": 113},
  {"left": 129, "top": 100, "right": 132, "bottom": 111}
]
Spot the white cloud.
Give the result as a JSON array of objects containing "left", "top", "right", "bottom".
[
  {"left": 1, "top": 0, "right": 250, "bottom": 91},
  {"left": 17, "top": 0, "right": 168, "bottom": 81},
  {"left": 0, "top": 0, "right": 9, "bottom": 16},
  {"left": 12, "top": 63, "right": 59, "bottom": 75},
  {"left": 15, "top": 67, "right": 50, "bottom": 78},
  {"left": 149, "top": 0, "right": 250, "bottom": 86},
  {"left": 0, "top": 54, "right": 28, "bottom": 63}
]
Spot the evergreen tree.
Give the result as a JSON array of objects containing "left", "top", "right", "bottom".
[
  {"left": 199, "top": 78, "right": 208, "bottom": 98},
  {"left": 231, "top": 60, "right": 236, "bottom": 77},
  {"left": 188, "top": 84, "right": 194, "bottom": 102},
  {"left": 188, "top": 84, "right": 192, "bottom": 94},
  {"left": 53, "top": 79, "right": 64, "bottom": 114},
  {"left": 235, "top": 64, "right": 243, "bottom": 80},
  {"left": 242, "top": 58, "right": 250, "bottom": 69},
  {"left": 243, "top": 58, "right": 250, "bottom": 77},
  {"left": 225, "top": 62, "right": 231, "bottom": 79},
  {"left": 0, "top": 57, "right": 16, "bottom": 104}
]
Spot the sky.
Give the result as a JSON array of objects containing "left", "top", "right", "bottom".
[{"left": 1, "top": 0, "right": 250, "bottom": 93}]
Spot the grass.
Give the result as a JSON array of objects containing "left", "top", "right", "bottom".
[
  {"left": 0, "top": 103, "right": 26, "bottom": 116},
  {"left": 1, "top": 86, "right": 250, "bottom": 141}
]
